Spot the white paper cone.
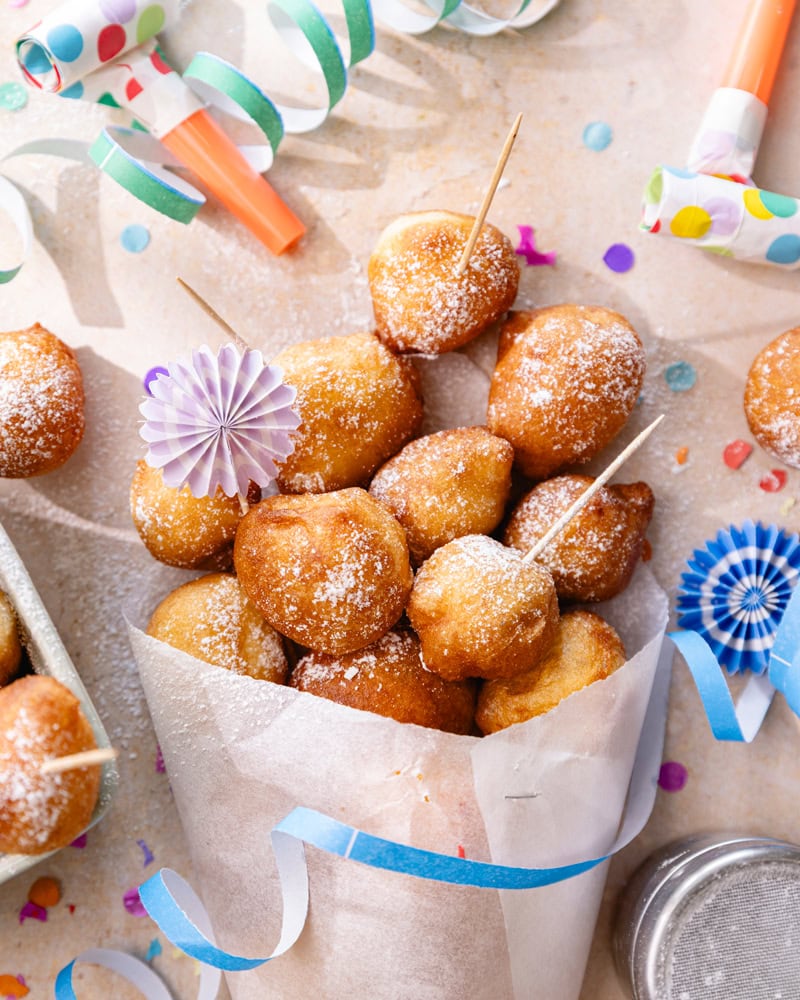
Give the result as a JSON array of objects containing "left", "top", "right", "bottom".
[{"left": 130, "top": 564, "right": 669, "bottom": 1000}]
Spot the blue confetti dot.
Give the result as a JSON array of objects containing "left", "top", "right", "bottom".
[
  {"left": 145, "top": 938, "right": 163, "bottom": 962},
  {"left": 766, "top": 234, "right": 800, "bottom": 265},
  {"left": 121, "top": 224, "right": 150, "bottom": 253},
  {"left": 582, "top": 121, "right": 613, "bottom": 152},
  {"left": 665, "top": 361, "right": 696, "bottom": 392},
  {"left": 0, "top": 82, "right": 28, "bottom": 111},
  {"left": 59, "top": 81, "right": 84, "bottom": 100},
  {"left": 46, "top": 24, "right": 84, "bottom": 63}
]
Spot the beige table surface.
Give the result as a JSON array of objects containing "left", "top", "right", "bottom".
[{"left": 0, "top": 0, "right": 799, "bottom": 997}]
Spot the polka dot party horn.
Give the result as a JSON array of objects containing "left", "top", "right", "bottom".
[
  {"left": 15, "top": 0, "right": 305, "bottom": 254},
  {"left": 16, "top": 0, "right": 180, "bottom": 93},
  {"left": 641, "top": 0, "right": 800, "bottom": 269}
]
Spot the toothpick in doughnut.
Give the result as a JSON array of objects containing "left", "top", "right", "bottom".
[
  {"left": 455, "top": 112, "right": 523, "bottom": 277},
  {"left": 40, "top": 747, "right": 119, "bottom": 776},
  {"left": 522, "top": 414, "right": 666, "bottom": 565}
]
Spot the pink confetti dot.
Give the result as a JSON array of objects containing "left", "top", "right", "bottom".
[
  {"left": 123, "top": 887, "right": 147, "bottom": 917},
  {"left": 69, "top": 833, "right": 87, "bottom": 849},
  {"left": 18, "top": 902, "right": 46, "bottom": 924},
  {"left": 8, "top": 0, "right": 30, "bottom": 7},
  {"left": 658, "top": 761, "right": 688, "bottom": 792}
]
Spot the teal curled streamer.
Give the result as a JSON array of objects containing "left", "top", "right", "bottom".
[{"left": 2, "top": 0, "right": 558, "bottom": 280}]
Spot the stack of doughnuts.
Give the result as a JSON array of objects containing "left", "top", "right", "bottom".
[{"left": 139, "top": 208, "right": 656, "bottom": 736}]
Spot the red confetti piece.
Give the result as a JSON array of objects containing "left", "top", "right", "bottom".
[
  {"left": 760, "top": 469, "right": 788, "bottom": 493},
  {"left": 68, "top": 905, "right": 76, "bottom": 914},
  {"left": 723, "top": 439, "right": 752, "bottom": 469},
  {"left": 0, "top": 975, "right": 28, "bottom": 998},
  {"left": 457, "top": 844, "right": 466, "bottom": 859},
  {"left": 18, "top": 902, "right": 46, "bottom": 924}
]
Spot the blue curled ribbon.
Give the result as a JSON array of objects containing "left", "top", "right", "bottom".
[{"left": 669, "top": 580, "right": 800, "bottom": 742}]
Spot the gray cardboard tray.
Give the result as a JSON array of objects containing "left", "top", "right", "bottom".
[{"left": 0, "top": 516, "right": 118, "bottom": 883}]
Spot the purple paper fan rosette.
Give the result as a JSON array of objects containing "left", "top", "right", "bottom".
[
  {"left": 139, "top": 343, "right": 300, "bottom": 499},
  {"left": 675, "top": 520, "right": 800, "bottom": 675}
]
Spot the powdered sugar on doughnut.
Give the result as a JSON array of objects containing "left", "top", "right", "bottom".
[
  {"left": 368, "top": 211, "right": 519, "bottom": 355},
  {"left": 744, "top": 327, "right": 800, "bottom": 470}
]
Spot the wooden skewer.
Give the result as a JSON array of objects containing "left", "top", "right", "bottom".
[
  {"left": 522, "top": 414, "right": 666, "bottom": 565},
  {"left": 40, "top": 747, "right": 118, "bottom": 775},
  {"left": 176, "top": 277, "right": 250, "bottom": 352},
  {"left": 455, "top": 112, "right": 523, "bottom": 276},
  {"left": 176, "top": 277, "right": 253, "bottom": 514}
]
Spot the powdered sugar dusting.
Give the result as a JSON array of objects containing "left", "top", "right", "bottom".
[{"left": 745, "top": 328, "right": 800, "bottom": 469}]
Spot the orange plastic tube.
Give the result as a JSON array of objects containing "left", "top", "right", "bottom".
[
  {"left": 161, "top": 109, "right": 305, "bottom": 255},
  {"left": 721, "top": 0, "right": 797, "bottom": 104}
]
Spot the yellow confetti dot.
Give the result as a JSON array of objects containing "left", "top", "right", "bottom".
[
  {"left": 780, "top": 497, "right": 796, "bottom": 516},
  {"left": 743, "top": 188, "right": 773, "bottom": 220},
  {"left": 670, "top": 205, "right": 712, "bottom": 239}
]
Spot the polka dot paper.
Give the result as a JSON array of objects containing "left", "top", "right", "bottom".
[
  {"left": 641, "top": 166, "right": 800, "bottom": 268},
  {"left": 15, "top": 0, "right": 178, "bottom": 94}
]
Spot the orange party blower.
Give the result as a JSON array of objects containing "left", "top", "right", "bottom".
[
  {"left": 721, "top": 0, "right": 796, "bottom": 105},
  {"left": 160, "top": 109, "right": 305, "bottom": 255}
]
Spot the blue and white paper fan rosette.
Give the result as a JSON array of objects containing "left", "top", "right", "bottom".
[{"left": 670, "top": 520, "right": 800, "bottom": 742}]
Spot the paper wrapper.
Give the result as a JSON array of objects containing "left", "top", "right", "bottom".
[
  {"left": 641, "top": 165, "right": 800, "bottom": 268},
  {"left": 16, "top": 0, "right": 179, "bottom": 93},
  {"left": 686, "top": 87, "right": 767, "bottom": 180},
  {"left": 130, "top": 563, "right": 669, "bottom": 1000}
]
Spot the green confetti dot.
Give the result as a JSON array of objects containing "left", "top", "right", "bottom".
[{"left": 0, "top": 82, "right": 28, "bottom": 112}]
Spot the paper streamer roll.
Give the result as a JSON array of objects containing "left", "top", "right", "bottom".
[
  {"left": 53, "top": 636, "right": 673, "bottom": 999},
  {"left": 642, "top": 165, "right": 800, "bottom": 267},
  {"left": 16, "top": 0, "right": 180, "bottom": 92}
]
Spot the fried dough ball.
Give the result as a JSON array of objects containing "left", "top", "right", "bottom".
[
  {"left": 272, "top": 332, "right": 423, "bottom": 494},
  {"left": 130, "top": 459, "right": 259, "bottom": 570},
  {"left": 0, "top": 591, "right": 22, "bottom": 687},
  {"left": 487, "top": 306, "right": 646, "bottom": 481},
  {"left": 368, "top": 210, "right": 520, "bottom": 355},
  {"left": 0, "top": 324, "right": 85, "bottom": 478},
  {"left": 290, "top": 629, "right": 476, "bottom": 734},
  {"left": 504, "top": 475, "right": 655, "bottom": 603},
  {"left": 407, "top": 534, "right": 559, "bottom": 682},
  {"left": 147, "top": 573, "right": 289, "bottom": 684},
  {"left": 234, "top": 488, "right": 413, "bottom": 656},
  {"left": 0, "top": 675, "right": 101, "bottom": 854},
  {"left": 744, "top": 326, "right": 800, "bottom": 469},
  {"left": 369, "top": 426, "right": 514, "bottom": 565},
  {"left": 476, "top": 610, "right": 627, "bottom": 733}
]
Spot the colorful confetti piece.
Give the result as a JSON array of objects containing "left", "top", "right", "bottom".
[
  {"left": 514, "top": 225, "right": 556, "bottom": 266},
  {"left": 657, "top": 761, "right": 688, "bottom": 792},
  {"left": 760, "top": 469, "right": 788, "bottom": 493},
  {"left": 0, "top": 82, "right": 27, "bottom": 112},
  {"left": 120, "top": 223, "right": 151, "bottom": 253},
  {"left": 582, "top": 120, "right": 613, "bottom": 152},
  {"left": 145, "top": 938, "right": 162, "bottom": 962},
  {"left": 723, "top": 439, "right": 753, "bottom": 469},
  {"left": 17, "top": 902, "right": 46, "bottom": 925},
  {"left": 136, "top": 838, "right": 154, "bottom": 866},
  {"left": 0, "top": 975, "right": 28, "bottom": 999},
  {"left": 675, "top": 446, "right": 689, "bottom": 465},
  {"left": 155, "top": 745, "right": 165, "bottom": 773},
  {"left": 144, "top": 366, "right": 169, "bottom": 395},
  {"left": 70, "top": 833, "right": 88, "bottom": 849},
  {"left": 602, "top": 242, "right": 634, "bottom": 273},
  {"left": 456, "top": 844, "right": 466, "bottom": 859},
  {"left": 780, "top": 497, "right": 796, "bottom": 516},
  {"left": 123, "top": 887, "right": 148, "bottom": 917},
  {"left": 27, "top": 876, "right": 60, "bottom": 909},
  {"left": 664, "top": 361, "right": 696, "bottom": 392}
]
